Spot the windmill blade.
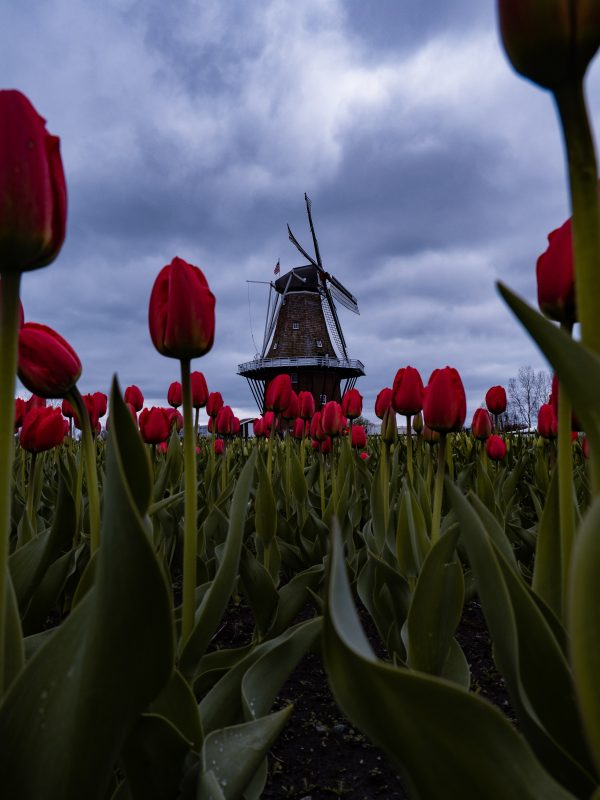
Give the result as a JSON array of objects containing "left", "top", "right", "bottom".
[
  {"left": 323, "top": 285, "right": 348, "bottom": 359},
  {"left": 328, "top": 274, "right": 359, "bottom": 314},
  {"left": 287, "top": 225, "right": 318, "bottom": 268},
  {"left": 305, "top": 193, "right": 323, "bottom": 269}
]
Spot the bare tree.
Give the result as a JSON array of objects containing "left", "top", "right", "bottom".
[{"left": 507, "top": 366, "right": 552, "bottom": 430}]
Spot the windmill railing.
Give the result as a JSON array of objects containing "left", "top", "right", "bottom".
[{"left": 237, "top": 355, "right": 365, "bottom": 374}]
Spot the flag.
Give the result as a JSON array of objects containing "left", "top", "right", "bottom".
[{"left": 274, "top": 260, "right": 280, "bottom": 275}]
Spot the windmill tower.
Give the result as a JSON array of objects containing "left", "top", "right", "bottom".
[{"left": 238, "top": 194, "right": 365, "bottom": 411}]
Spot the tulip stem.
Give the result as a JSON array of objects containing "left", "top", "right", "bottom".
[
  {"left": 24, "top": 451, "right": 38, "bottom": 543},
  {"left": 557, "top": 377, "right": 575, "bottom": 617},
  {"left": 0, "top": 270, "right": 22, "bottom": 694},
  {"left": 431, "top": 434, "right": 446, "bottom": 545},
  {"left": 554, "top": 79, "right": 600, "bottom": 494},
  {"left": 381, "top": 442, "right": 389, "bottom": 535},
  {"left": 180, "top": 358, "right": 197, "bottom": 645},
  {"left": 319, "top": 453, "right": 326, "bottom": 518},
  {"left": 68, "top": 387, "right": 100, "bottom": 555},
  {"left": 405, "top": 415, "right": 413, "bottom": 483}
]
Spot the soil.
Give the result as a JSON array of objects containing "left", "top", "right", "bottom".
[{"left": 210, "top": 597, "right": 516, "bottom": 800}]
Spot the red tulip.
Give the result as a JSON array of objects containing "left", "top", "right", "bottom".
[
  {"left": 422, "top": 425, "right": 440, "bottom": 444},
  {"left": 351, "top": 425, "right": 367, "bottom": 449},
  {"left": 311, "top": 439, "right": 320, "bottom": 451},
  {"left": 20, "top": 406, "right": 65, "bottom": 452},
  {"left": 157, "top": 441, "right": 169, "bottom": 455},
  {"left": 298, "top": 391, "right": 315, "bottom": 420},
  {"left": 124, "top": 384, "right": 144, "bottom": 411},
  {"left": 374, "top": 387, "right": 392, "bottom": 419},
  {"left": 341, "top": 388, "right": 363, "bottom": 420},
  {"left": 61, "top": 398, "right": 74, "bottom": 418},
  {"left": 360, "top": 451, "right": 369, "bottom": 460},
  {"left": 321, "top": 401, "right": 344, "bottom": 436},
  {"left": 18, "top": 322, "right": 81, "bottom": 398},
  {"left": 168, "top": 408, "right": 184, "bottom": 432},
  {"left": 253, "top": 417, "right": 264, "bottom": 437},
  {"left": 265, "top": 374, "right": 292, "bottom": 413},
  {"left": 485, "top": 385, "right": 507, "bottom": 416},
  {"left": 310, "top": 411, "right": 325, "bottom": 442},
  {"left": 126, "top": 403, "right": 138, "bottom": 426},
  {"left": 583, "top": 436, "right": 590, "bottom": 459},
  {"left": 392, "top": 367, "right": 424, "bottom": 416},
  {"left": 190, "top": 371, "right": 209, "bottom": 408},
  {"left": 262, "top": 411, "right": 277, "bottom": 435},
  {"left": 139, "top": 407, "right": 170, "bottom": 444},
  {"left": 93, "top": 391, "right": 108, "bottom": 419},
  {"left": 536, "top": 218, "right": 576, "bottom": 326},
  {"left": 497, "top": 1, "right": 600, "bottom": 91},
  {"left": 216, "top": 405, "right": 235, "bottom": 435},
  {"left": 167, "top": 381, "right": 182, "bottom": 408},
  {"left": 0, "top": 90, "right": 67, "bottom": 272},
  {"left": 282, "top": 390, "right": 300, "bottom": 421},
  {"left": 206, "top": 391, "right": 224, "bottom": 418},
  {"left": 73, "top": 393, "right": 100, "bottom": 431},
  {"left": 292, "top": 417, "right": 306, "bottom": 439},
  {"left": 486, "top": 434, "right": 507, "bottom": 461},
  {"left": 538, "top": 403, "right": 558, "bottom": 439},
  {"left": 423, "top": 367, "right": 466, "bottom": 433},
  {"left": 214, "top": 438, "right": 225, "bottom": 455},
  {"left": 471, "top": 408, "right": 493, "bottom": 440},
  {"left": 148, "top": 256, "right": 215, "bottom": 360},
  {"left": 320, "top": 437, "right": 333, "bottom": 455},
  {"left": 14, "top": 398, "right": 26, "bottom": 429}
]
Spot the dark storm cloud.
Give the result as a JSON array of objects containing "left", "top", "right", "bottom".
[{"left": 4, "top": 0, "right": 599, "bottom": 421}]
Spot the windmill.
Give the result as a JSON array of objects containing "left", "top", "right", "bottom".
[{"left": 238, "top": 194, "right": 365, "bottom": 411}]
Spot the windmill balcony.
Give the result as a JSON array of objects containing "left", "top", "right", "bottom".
[{"left": 237, "top": 355, "right": 365, "bottom": 376}]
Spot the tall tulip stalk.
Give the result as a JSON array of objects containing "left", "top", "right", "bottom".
[
  {"left": 0, "top": 90, "right": 67, "bottom": 693},
  {"left": 148, "top": 257, "right": 215, "bottom": 644}
]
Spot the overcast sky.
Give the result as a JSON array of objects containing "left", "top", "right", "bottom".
[{"left": 4, "top": 1, "right": 599, "bottom": 422}]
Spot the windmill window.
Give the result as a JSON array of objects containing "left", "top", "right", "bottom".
[
  {"left": 316, "top": 339, "right": 323, "bottom": 348},
  {"left": 291, "top": 373, "right": 298, "bottom": 384},
  {"left": 320, "top": 394, "right": 327, "bottom": 405},
  {"left": 273, "top": 342, "right": 278, "bottom": 350},
  {"left": 292, "top": 322, "right": 300, "bottom": 330}
]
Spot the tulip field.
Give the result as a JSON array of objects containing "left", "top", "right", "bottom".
[{"left": 3, "top": 6, "right": 600, "bottom": 800}]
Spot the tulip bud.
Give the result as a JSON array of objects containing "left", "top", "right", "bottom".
[
  {"left": 391, "top": 366, "right": 424, "bottom": 416},
  {"left": 485, "top": 385, "right": 507, "bottom": 416},
  {"left": 381, "top": 407, "right": 397, "bottom": 444},
  {"left": 292, "top": 417, "right": 306, "bottom": 439},
  {"left": 375, "top": 387, "right": 392, "bottom": 419},
  {"left": 216, "top": 405, "right": 235, "bottom": 435},
  {"left": 73, "top": 393, "right": 101, "bottom": 432},
  {"left": 536, "top": 218, "right": 576, "bottom": 326},
  {"left": 298, "top": 390, "right": 315, "bottom": 420},
  {"left": 538, "top": 403, "right": 558, "bottom": 439},
  {"left": 168, "top": 408, "right": 184, "bottom": 432},
  {"left": 0, "top": 91, "right": 67, "bottom": 272},
  {"left": 148, "top": 256, "right": 215, "bottom": 360},
  {"left": 497, "top": 1, "right": 600, "bottom": 90},
  {"left": 93, "top": 391, "right": 108, "bottom": 419},
  {"left": 231, "top": 416, "right": 241, "bottom": 436},
  {"left": 486, "top": 434, "right": 507, "bottom": 461},
  {"left": 253, "top": 417, "right": 264, "bottom": 438},
  {"left": 360, "top": 451, "right": 369, "bottom": 460},
  {"left": 263, "top": 411, "right": 277, "bottom": 435},
  {"left": 412, "top": 411, "right": 423, "bottom": 434},
  {"left": 320, "top": 437, "right": 333, "bottom": 455},
  {"left": 214, "top": 438, "right": 225, "bottom": 455},
  {"left": 18, "top": 322, "right": 81, "bottom": 398},
  {"left": 190, "top": 371, "right": 209, "bottom": 409},
  {"left": 124, "top": 384, "right": 144, "bottom": 411},
  {"left": 265, "top": 374, "right": 292, "bottom": 413},
  {"left": 471, "top": 408, "right": 493, "bottom": 440},
  {"left": 20, "top": 406, "right": 65, "bottom": 452},
  {"left": 423, "top": 367, "right": 466, "bottom": 433},
  {"left": 61, "top": 398, "right": 74, "bottom": 418},
  {"left": 167, "top": 381, "right": 182, "bottom": 408},
  {"left": 310, "top": 411, "right": 325, "bottom": 442},
  {"left": 341, "top": 388, "right": 363, "bottom": 420},
  {"left": 139, "top": 407, "right": 170, "bottom": 444}
]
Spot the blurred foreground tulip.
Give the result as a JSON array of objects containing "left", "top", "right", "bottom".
[
  {"left": 536, "top": 218, "right": 576, "bottom": 326},
  {"left": 18, "top": 322, "right": 81, "bottom": 398},
  {"left": 497, "top": 0, "right": 600, "bottom": 90},
  {"left": 0, "top": 90, "right": 67, "bottom": 272}
]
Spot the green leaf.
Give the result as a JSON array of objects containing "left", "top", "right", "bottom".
[
  {"left": 268, "top": 563, "right": 323, "bottom": 637},
  {"left": 0, "top": 378, "right": 175, "bottom": 800},
  {"left": 2, "top": 572, "right": 24, "bottom": 693},
  {"left": 179, "top": 450, "right": 257, "bottom": 677},
  {"left": 570, "top": 496, "right": 600, "bottom": 775},
  {"left": 532, "top": 467, "right": 562, "bottom": 618},
  {"left": 200, "top": 707, "right": 292, "bottom": 800},
  {"left": 448, "top": 480, "right": 596, "bottom": 795},
  {"left": 323, "top": 523, "right": 576, "bottom": 799},
  {"left": 239, "top": 545, "right": 279, "bottom": 638},
  {"left": 254, "top": 452, "right": 277, "bottom": 547},
  {"left": 407, "top": 528, "right": 467, "bottom": 686}
]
